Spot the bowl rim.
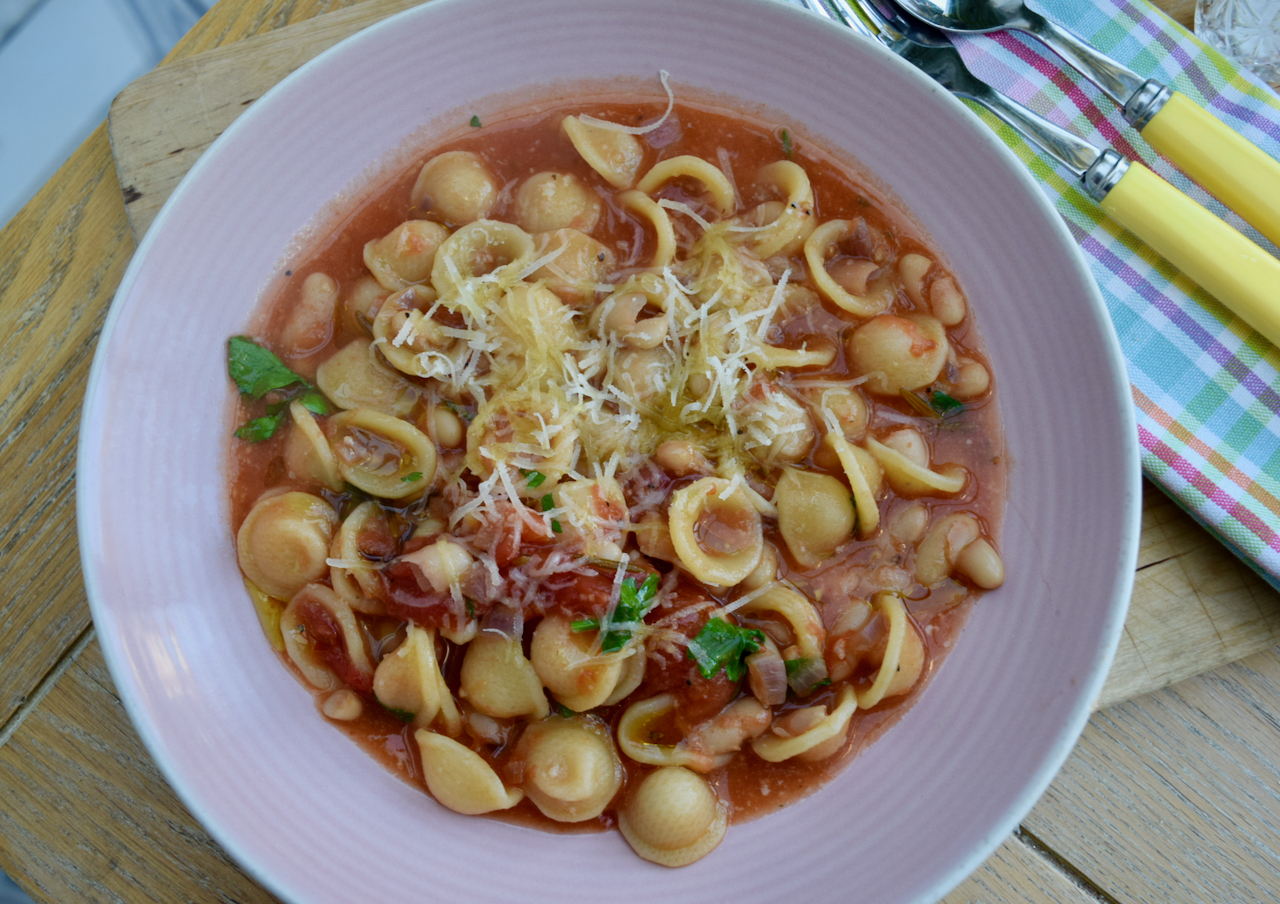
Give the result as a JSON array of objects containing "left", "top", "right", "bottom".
[{"left": 77, "top": 0, "right": 1140, "bottom": 901}]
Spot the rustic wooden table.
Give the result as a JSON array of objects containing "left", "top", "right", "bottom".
[{"left": 2, "top": 0, "right": 1279, "bottom": 900}]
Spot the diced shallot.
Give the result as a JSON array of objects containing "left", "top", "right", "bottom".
[
  {"left": 746, "top": 647, "right": 788, "bottom": 706},
  {"left": 480, "top": 603, "right": 524, "bottom": 641}
]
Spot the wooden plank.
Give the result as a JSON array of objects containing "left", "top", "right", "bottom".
[
  {"left": 942, "top": 833, "right": 1103, "bottom": 904},
  {"left": 0, "top": 0, "right": 391, "bottom": 739},
  {"left": 1097, "top": 483, "right": 1280, "bottom": 709},
  {"left": 1026, "top": 645, "right": 1280, "bottom": 903},
  {"left": 0, "top": 124, "right": 134, "bottom": 730},
  {"left": 0, "top": 635, "right": 1103, "bottom": 904},
  {"left": 0, "top": 638, "right": 279, "bottom": 904},
  {"left": 108, "top": 0, "right": 424, "bottom": 241}
]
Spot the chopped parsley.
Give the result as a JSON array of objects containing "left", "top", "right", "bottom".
[
  {"left": 522, "top": 470, "right": 547, "bottom": 488},
  {"left": 686, "top": 617, "right": 765, "bottom": 682},
  {"left": 780, "top": 128, "right": 793, "bottom": 159},
  {"left": 901, "top": 387, "right": 965, "bottom": 419},
  {"left": 380, "top": 702, "right": 415, "bottom": 723},
  {"left": 551, "top": 519, "right": 563, "bottom": 533},
  {"left": 571, "top": 572, "right": 660, "bottom": 653},
  {"left": 930, "top": 389, "right": 964, "bottom": 416},
  {"left": 541, "top": 494, "right": 554, "bottom": 512},
  {"left": 443, "top": 399, "right": 474, "bottom": 422},
  {"left": 402, "top": 471, "right": 424, "bottom": 483},
  {"left": 469, "top": 114, "right": 482, "bottom": 127}
]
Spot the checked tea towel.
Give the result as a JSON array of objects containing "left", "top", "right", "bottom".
[{"left": 870, "top": 0, "right": 1280, "bottom": 592}]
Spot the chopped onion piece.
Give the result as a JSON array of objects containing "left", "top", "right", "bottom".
[
  {"left": 786, "top": 656, "right": 829, "bottom": 697},
  {"left": 746, "top": 648, "right": 788, "bottom": 706}
]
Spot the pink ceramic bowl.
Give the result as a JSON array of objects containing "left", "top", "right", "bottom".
[{"left": 78, "top": 0, "right": 1140, "bottom": 901}]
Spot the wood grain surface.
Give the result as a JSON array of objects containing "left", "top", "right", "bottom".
[{"left": 1, "top": 0, "right": 1278, "bottom": 902}]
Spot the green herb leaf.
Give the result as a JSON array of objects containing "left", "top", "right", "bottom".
[
  {"left": 466, "top": 598, "right": 476, "bottom": 619},
  {"left": 580, "top": 573, "right": 661, "bottom": 653},
  {"left": 541, "top": 493, "right": 554, "bottom": 512},
  {"left": 900, "top": 387, "right": 965, "bottom": 419},
  {"left": 382, "top": 703, "right": 415, "bottom": 723},
  {"left": 444, "top": 400, "right": 474, "bottom": 422},
  {"left": 470, "top": 114, "right": 482, "bottom": 127},
  {"left": 551, "top": 519, "right": 563, "bottom": 534},
  {"left": 523, "top": 470, "right": 547, "bottom": 488},
  {"left": 297, "top": 390, "right": 331, "bottom": 416},
  {"left": 557, "top": 702, "right": 575, "bottom": 718},
  {"left": 780, "top": 128, "right": 793, "bottom": 159},
  {"left": 929, "top": 390, "right": 964, "bottom": 416},
  {"left": 402, "top": 471, "right": 424, "bottom": 483},
  {"left": 234, "top": 412, "right": 285, "bottom": 442},
  {"left": 687, "top": 617, "right": 766, "bottom": 682},
  {"left": 227, "top": 336, "right": 309, "bottom": 399}
]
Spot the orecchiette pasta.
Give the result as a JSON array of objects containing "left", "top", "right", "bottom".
[{"left": 228, "top": 93, "right": 1004, "bottom": 867}]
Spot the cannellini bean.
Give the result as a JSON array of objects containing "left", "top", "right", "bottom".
[
  {"left": 429, "top": 403, "right": 466, "bottom": 448},
  {"left": 898, "top": 253, "right": 932, "bottom": 306},
  {"left": 955, "top": 537, "right": 1005, "bottom": 589},
  {"left": 592, "top": 291, "right": 668, "bottom": 348},
  {"left": 930, "top": 275, "right": 966, "bottom": 325},
  {"left": 942, "top": 357, "right": 991, "bottom": 399},
  {"left": 398, "top": 537, "right": 474, "bottom": 594},
  {"left": 634, "top": 510, "right": 680, "bottom": 564},
  {"left": 281, "top": 272, "right": 337, "bottom": 356},
  {"left": 654, "top": 439, "right": 713, "bottom": 476},
  {"left": 888, "top": 501, "right": 929, "bottom": 545},
  {"left": 880, "top": 426, "right": 929, "bottom": 468},
  {"left": 915, "top": 512, "right": 983, "bottom": 587},
  {"left": 321, "top": 689, "right": 363, "bottom": 721},
  {"left": 685, "top": 697, "right": 771, "bottom": 757}
]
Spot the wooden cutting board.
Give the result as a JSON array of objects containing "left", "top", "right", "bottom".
[{"left": 105, "top": 0, "right": 1280, "bottom": 709}]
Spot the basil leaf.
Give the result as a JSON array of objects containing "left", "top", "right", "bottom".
[
  {"left": 297, "top": 390, "right": 331, "bottom": 416},
  {"left": 687, "top": 617, "right": 765, "bottom": 682},
  {"left": 227, "top": 336, "right": 309, "bottom": 399},
  {"left": 234, "top": 412, "right": 285, "bottom": 442}
]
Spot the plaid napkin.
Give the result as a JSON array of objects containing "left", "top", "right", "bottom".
[
  {"left": 940, "top": 0, "right": 1280, "bottom": 593},
  {"left": 791, "top": 0, "right": 1280, "bottom": 591}
]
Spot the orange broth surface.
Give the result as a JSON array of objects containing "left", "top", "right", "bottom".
[{"left": 229, "top": 97, "right": 1005, "bottom": 833}]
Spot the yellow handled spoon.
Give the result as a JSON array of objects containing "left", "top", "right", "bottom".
[
  {"left": 885, "top": 0, "right": 1280, "bottom": 250},
  {"left": 800, "top": 0, "right": 1280, "bottom": 348}
]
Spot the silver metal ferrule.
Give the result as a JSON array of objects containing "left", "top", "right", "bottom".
[
  {"left": 1082, "top": 149, "right": 1130, "bottom": 201},
  {"left": 1123, "top": 79, "right": 1173, "bottom": 130}
]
